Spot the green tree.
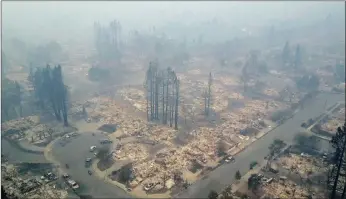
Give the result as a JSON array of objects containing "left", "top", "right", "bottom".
[
  {"left": 235, "top": 170, "right": 241, "bottom": 180},
  {"left": 118, "top": 163, "right": 133, "bottom": 184},
  {"left": 267, "top": 139, "right": 286, "bottom": 167},
  {"left": 208, "top": 190, "right": 219, "bottom": 199},
  {"left": 250, "top": 161, "right": 258, "bottom": 169},
  {"left": 221, "top": 186, "right": 233, "bottom": 199},
  {"left": 96, "top": 146, "right": 111, "bottom": 161},
  {"left": 1, "top": 78, "right": 22, "bottom": 121},
  {"left": 248, "top": 174, "right": 261, "bottom": 194}
]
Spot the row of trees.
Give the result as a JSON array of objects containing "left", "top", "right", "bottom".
[
  {"left": 145, "top": 62, "right": 180, "bottom": 130},
  {"left": 94, "top": 20, "right": 122, "bottom": 62},
  {"left": 328, "top": 123, "right": 346, "bottom": 199},
  {"left": 2, "top": 78, "right": 22, "bottom": 122},
  {"left": 282, "top": 41, "right": 303, "bottom": 69},
  {"left": 29, "top": 65, "right": 69, "bottom": 126}
]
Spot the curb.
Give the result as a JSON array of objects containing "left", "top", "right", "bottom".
[{"left": 3, "top": 137, "right": 44, "bottom": 154}]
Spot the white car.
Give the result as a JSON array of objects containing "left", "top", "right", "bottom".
[
  {"left": 90, "top": 146, "right": 97, "bottom": 152},
  {"left": 225, "top": 156, "right": 235, "bottom": 163}
]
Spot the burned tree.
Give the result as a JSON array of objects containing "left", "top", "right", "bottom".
[
  {"left": 204, "top": 72, "right": 213, "bottom": 116},
  {"left": 328, "top": 123, "right": 346, "bottom": 199},
  {"left": 29, "top": 65, "right": 69, "bottom": 126},
  {"left": 241, "top": 64, "right": 248, "bottom": 93},
  {"left": 294, "top": 44, "right": 302, "bottom": 69},
  {"left": 145, "top": 63, "right": 179, "bottom": 129},
  {"left": 282, "top": 41, "right": 291, "bottom": 66},
  {"left": 94, "top": 20, "right": 122, "bottom": 62}
]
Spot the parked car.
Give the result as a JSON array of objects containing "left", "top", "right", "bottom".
[
  {"left": 90, "top": 146, "right": 97, "bottom": 152},
  {"left": 100, "top": 139, "right": 113, "bottom": 144},
  {"left": 225, "top": 156, "right": 235, "bottom": 163},
  {"left": 67, "top": 179, "right": 79, "bottom": 189},
  {"left": 85, "top": 158, "right": 92, "bottom": 162},
  {"left": 143, "top": 183, "right": 155, "bottom": 191},
  {"left": 62, "top": 173, "right": 69, "bottom": 179}
]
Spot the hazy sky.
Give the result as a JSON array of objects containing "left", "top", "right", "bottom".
[{"left": 2, "top": 1, "right": 344, "bottom": 43}]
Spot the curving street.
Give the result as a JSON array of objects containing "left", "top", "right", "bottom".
[
  {"left": 175, "top": 92, "right": 344, "bottom": 198},
  {"left": 51, "top": 132, "right": 131, "bottom": 198}
]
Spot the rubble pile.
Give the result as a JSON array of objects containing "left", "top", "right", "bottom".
[
  {"left": 218, "top": 76, "right": 240, "bottom": 86},
  {"left": 1, "top": 164, "right": 67, "bottom": 199},
  {"left": 263, "top": 180, "right": 308, "bottom": 199},
  {"left": 211, "top": 85, "right": 229, "bottom": 112},
  {"left": 132, "top": 139, "right": 214, "bottom": 184},
  {"left": 187, "top": 127, "right": 219, "bottom": 158},
  {"left": 187, "top": 69, "right": 202, "bottom": 75},
  {"left": 27, "top": 184, "right": 68, "bottom": 199},
  {"left": 133, "top": 160, "right": 162, "bottom": 179},
  {"left": 2, "top": 116, "right": 39, "bottom": 138},
  {"left": 115, "top": 143, "right": 149, "bottom": 162},
  {"left": 118, "top": 88, "right": 146, "bottom": 112},
  {"left": 25, "top": 124, "right": 52, "bottom": 142},
  {"left": 278, "top": 154, "right": 324, "bottom": 177},
  {"left": 228, "top": 92, "right": 244, "bottom": 100},
  {"left": 321, "top": 118, "right": 343, "bottom": 133},
  {"left": 87, "top": 97, "right": 178, "bottom": 142},
  {"left": 219, "top": 100, "right": 283, "bottom": 133},
  {"left": 320, "top": 107, "right": 345, "bottom": 133},
  {"left": 263, "top": 88, "right": 280, "bottom": 98}
]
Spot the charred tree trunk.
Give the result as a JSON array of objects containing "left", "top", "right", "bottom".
[
  {"left": 330, "top": 124, "right": 346, "bottom": 199},
  {"left": 162, "top": 77, "right": 165, "bottom": 123},
  {"left": 204, "top": 91, "right": 208, "bottom": 115},
  {"left": 174, "top": 80, "right": 179, "bottom": 130},
  {"left": 155, "top": 74, "right": 159, "bottom": 120},
  {"left": 61, "top": 87, "right": 68, "bottom": 126},
  {"left": 342, "top": 180, "right": 346, "bottom": 199},
  {"left": 170, "top": 79, "right": 174, "bottom": 127},
  {"left": 207, "top": 72, "right": 212, "bottom": 116},
  {"left": 145, "top": 68, "right": 151, "bottom": 121},
  {"left": 165, "top": 73, "right": 169, "bottom": 124},
  {"left": 150, "top": 67, "right": 155, "bottom": 121}
]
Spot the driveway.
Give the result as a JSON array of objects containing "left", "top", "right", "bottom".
[
  {"left": 51, "top": 132, "right": 131, "bottom": 198},
  {"left": 176, "top": 92, "right": 344, "bottom": 198}
]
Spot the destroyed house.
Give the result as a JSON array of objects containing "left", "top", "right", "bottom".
[{"left": 240, "top": 127, "right": 259, "bottom": 136}]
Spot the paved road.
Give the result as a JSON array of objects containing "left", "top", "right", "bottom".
[
  {"left": 176, "top": 92, "right": 344, "bottom": 198},
  {"left": 51, "top": 132, "right": 131, "bottom": 198},
  {"left": 1, "top": 139, "right": 47, "bottom": 163}
]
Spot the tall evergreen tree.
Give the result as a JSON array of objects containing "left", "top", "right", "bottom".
[
  {"left": 282, "top": 41, "right": 291, "bottom": 66},
  {"left": 29, "top": 64, "right": 69, "bottom": 125},
  {"left": 294, "top": 44, "right": 302, "bottom": 69},
  {"left": 329, "top": 123, "right": 346, "bottom": 199},
  {"left": 204, "top": 72, "right": 213, "bottom": 116}
]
